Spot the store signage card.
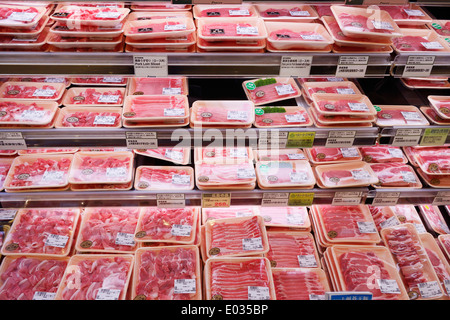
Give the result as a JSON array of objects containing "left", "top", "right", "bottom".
[{"left": 133, "top": 55, "right": 168, "bottom": 77}]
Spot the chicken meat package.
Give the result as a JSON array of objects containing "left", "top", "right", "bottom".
[
  {"left": 0, "top": 100, "right": 58, "bottom": 126},
  {"left": 0, "top": 4, "right": 47, "bottom": 28},
  {"left": 428, "top": 96, "right": 450, "bottom": 120},
  {"left": 1, "top": 208, "right": 80, "bottom": 257},
  {"left": 392, "top": 29, "right": 450, "bottom": 53},
  {"left": 3, "top": 154, "right": 73, "bottom": 190},
  {"left": 195, "top": 161, "right": 256, "bottom": 189},
  {"left": 265, "top": 231, "right": 320, "bottom": 269},
  {"left": 391, "top": 205, "right": 428, "bottom": 234},
  {"left": 202, "top": 215, "right": 269, "bottom": 259},
  {"left": 314, "top": 161, "right": 379, "bottom": 188},
  {"left": 265, "top": 22, "right": 333, "bottom": 51},
  {"left": 201, "top": 206, "right": 258, "bottom": 224},
  {"left": 379, "top": 4, "right": 431, "bottom": 26},
  {"left": 381, "top": 223, "right": 445, "bottom": 300},
  {"left": 330, "top": 5, "right": 402, "bottom": 40},
  {"left": 258, "top": 206, "right": 311, "bottom": 230},
  {"left": 0, "top": 157, "right": 13, "bottom": 191},
  {"left": 242, "top": 77, "right": 301, "bottom": 106},
  {"left": 325, "top": 245, "right": 409, "bottom": 300},
  {"left": 51, "top": 5, "right": 130, "bottom": 27},
  {"left": 62, "top": 87, "right": 125, "bottom": 107},
  {"left": 55, "top": 254, "right": 134, "bottom": 300},
  {"left": 68, "top": 151, "right": 134, "bottom": 185},
  {"left": 193, "top": 4, "right": 258, "bottom": 19},
  {"left": 301, "top": 80, "right": 362, "bottom": 101},
  {"left": 70, "top": 76, "right": 127, "bottom": 86},
  {"left": 128, "top": 77, "right": 188, "bottom": 96},
  {"left": 255, "top": 4, "right": 318, "bottom": 22},
  {"left": 0, "top": 255, "right": 69, "bottom": 300},
  {"left": 311, "top": 205, "right": 381, "bottom": 247},
  {"left": 134, "top": 147, "right": 190, "bottom": 165},
  {"left": 124, "top": 17, "right": 195, "bottom": 41},
  {"left": 255, "top": 160, "right": 315, "bottom": 189},
  {"left": 254, "top": 148, "right": 307, "bottom": 162},
  {"left": 75, "top": 207, "right": 141, "bottom": 254},
  {"left": 272, "top": 268, "right": 330, "bottom": 300},
  {"left": 204, "top": 256, "right": 276, "bottom": 300},
  {"left": 195, "top": 147, "right": 253, "bottom": 164},
  {"left": 123, "top": 95, "right": 189, "bottom": 122},
  {"left": 55, "top": 106, "right": 122, "bottom": 129},
  {"left": 134, "top": 207, "right": 199, "bottom": 245},
  {"left": 0, "top": 81, "right": 65, "bottom": 101},
  {"left": 360, "top": 145, "right": 407, "bottom": 163},
  {"left": 132, "top": 245, "right": 201, "bottom": 300},
  {"left": 411, "top": 146, "right": 450, "bottom": 175},
  {"left": 370, "top": 162, "right": 422, "bottom": 188},
  {"left": 368, "top": 206, "right": 401, "bottom": 232},
  {"left": 418, "top": 205, "right": 450, "bottom": 235},
  {"left": 134, "top": 166, "right": 194, "bottom": 191},
  {"left": 197, "top": 17, "right": 267, "bottom": 41},
  {"left": 253, "top": 106, "right": 312, "bottom": 128},
  {"left": 311, "top": 93, "right": 376, "bottom": 116},
  {"left": 190, "top": 100, "right": 254, "bottom": 128},
  {"left": 306, "top": 147, "right": 362, "bottom": 165}
]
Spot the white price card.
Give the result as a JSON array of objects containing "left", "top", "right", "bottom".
[
  {"left": 248, "top": 286, "right": 270, "bottom": 300},
  {"left": 45, "top": 234, "right": 69, "bottom": 248},
  {"left": 32, "top": 292, "right": 56, "bottom": 300},
  {"left": 261, "top": 192, "right": 289, "bottom": 207},
  {"left": 377, "top": 279, "right": 401, "bottom": 294},
  {"left": 126, "top": 132, "right": 158, "bottom": 149},
  {"left": 402, "top": 55, "right": 435, "bottom": 77},
  {"left": 174, "top": 279, "right": 196, "bottom": 294},
  {"left": 171, "top": 224, "right": 192, "bottom": 237},
  {"left": 157, "top": 193, "right": 186, "bottom": 208},
  {"left": 279, "top": 55, "right": 313, "bottom": 77},
  {"left": 242, "top": 237, "right": 263, "bottom": 251},
  {"left": 417, "top": 281, "right": 442, "bottom": 299},
  {"left": 115, "top": 232, "right": 135, "bottom": 246},
  {"left": 372, "top": 192, "right": 400, "bottom": 206},
  {"left": 95, "top": 288, "right": 121, "bottom": 300},
  {"left": 0, "top": 209, "right": 17, "bottom": 220},
  {"left": 336, "top": 55, "right": 368, "bottom": 77},
  {"left": 298, "top": 254, "right": 318, "bottom": 268},
  {"left": 133, "top": 55, "right": 168, "bottom": 77},
  {"left": 357, "top": 221, "right": 377, "bottom": 234},
  {"left": 0, "top": 132, "right": 27, "bottom": 150}
]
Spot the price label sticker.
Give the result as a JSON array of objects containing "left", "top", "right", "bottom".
[
  {"left": 242, "top": 237, "right": 263, "bottom": 251},
  {"left": 202, "top": 193, "right": 231, "bottom": 208},
  {"left": 115, "top": 232, "right": 135, "bottom": 247},
  {"left": 174, "top": 279, "right": 197, "bottom": 294},
  {"left": 133, "top": 55, "right": 168, "bottom": 77},
  {"left": 372, "top": 192, "right": 401, "bottom": 206},
  {"left": 420, "top": 128, "right": 449, "bottom": 146},
  {"left": 377, "top": 279, "right": 401, "bottom": 294},
  {"left": 357, "top": 221, "right": 377, "bottom": 234},
  {"left": 279, "top": 55, "right": 313, "bottom": 77},
  {"left": 417, "top": 281, "right": 442, "bottom": 299},
  {"left": 95, "top": 288, "right": 121, "bottom": 300},
  {"left": 288, "top": 192, "right": 314, "bottom": 206},
  {"left": 286, "top": 132, "right": 315, "bottom": 148},
  {"left": 248, "top": 286, "right": 270, "bottom": 300},
  {"left": 261, "top": 192, "right": 289, "bottom": 207},
  {"left": 171, "top": 224, "right": 192, "bottom": 237},
  {"left": 157, "top": 193, "right": 186, "bottom": 208},
  {"left": 298, "top": 254, "right": 318, "bottom": 268},
  {"left": 32, "top": 292, "right": 56, "bottom": 300},
  {"left": 45, "top": 234, "right": 69, "bottom": 248},
  {"left": 0, "top": 209, "right": 17, "bottom": 220}
]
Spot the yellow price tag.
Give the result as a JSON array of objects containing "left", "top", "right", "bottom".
[
  {"left": 420, "top": 128, "right": 449, "bottom": 146},
  {"left": 286, "top": 132, "right": 315, "bottom": 148},
  {"left": 202, "top": 193, "right": 231, "bottom": 208},
  {"left": 288, "top": 193, "right": 314, "bottom": 206}
]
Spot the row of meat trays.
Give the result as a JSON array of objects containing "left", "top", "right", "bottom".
[{"left": 0, "top": 204, "right": 449, "bottom": 300}]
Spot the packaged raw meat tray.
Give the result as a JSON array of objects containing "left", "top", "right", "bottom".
[
  {"left": 126, "top": 32, "right": 196, "bottom": 50},
  {"left": 50, "top": 22, "right": 124, "bottom": 38},
  {"left": 265, "top": 231, "right": 320, "bottom": 269},
  {"left": 253, "top": 106, "right": 312, "bottom": 128},
  {"left": 134, "top": 166, "right": 194, "bottom": 191},
  {"left": 429, "top": 20, "right": 450, "bottom": 37},
  {"left": 360, "top": 145, "right": 407, "bottom": 163},
  {"left": 123, "top": 95, "right": 189, "bottom": 122},
  {"left": 258, "top": 206, "right": 310, "bottom": 230},
  {"left": 132, "top": 245, "right": 201, "bottom": 300},
  {"left": 411, "top": 146, "right": 450, "bottom": 175},
  {"left": 3, "top": 154, "right": 73, "bottom": 190},
  {"left": 202, "top": 215, "right": 269, "bottom": 259},
  {"left": 55, "top": 106, "right": 122, "bottom": 128},
  {"left": 254, "top": 148, "right": 307, "bottom": 162},
  {"left": 368, "top": 206, "right": 400, "bottom": 232},
  {"left": 123, "top": 116, "right": 189, "bottom": 129},
  {"left": 75, "top": 207, "right": 141, "bottom": 254},
  {"left": 0, "top": 4, "right": 47, "bottom": 28},
  {"left": 321, "top": 15, "right": 392, "bottom": 49},
  {"left": 195, "top": 147, "right": 253, "bottom": 164},
  {"left": 255, "top": 160, "right": 315, "bottom": 189},
  {"left": 298, "top": 77, "right": 347, "bottom": 84},
  {"left": 301, "top": 80, "right": 362, "bottom": 101},
  {"left": 381, "top": 223, "right": 445, "bottom": 300},
  {"left": 0, "top": 255, "right": 69, "bottom": 300},
  {"left": 314, "top": 161, "right": 379, "bottom": 188},
  {"left": 69, "top": 180, "right": 133, "bottom": 192},
  {"left": 204, "top": 256, "right": 276, "bottom": 300},
  {"left": 391, "top": 205, "right": 427, "bottom": 234},
  {"left": 55, "top": 254, "right": 134, "bottom": 300},
  {"left": 330, "top": 5, "right": 402, "bottom": 40},
  {"left": 134, "top": 207, "right": 199, "bottom": 245},
  {"left": 195, "top": 161, "right": 256, "bottom": 189},
  {"left": 0, "top": 13, "right": 49, "bottom": 37},
  {"left": 311, "top": 205, "right": 381, "bottom": 246},
  {"left": 62, "top": 87, "right": 125, "bottom": 107},
  {"left": 134, "top": 147, "right": 190, "bottom": 165},
  {"left": 255, "top": 4, "right": 318, "bottom": 22},
  {"left": 265, "top": 22, "right": 333, "bottom": 51},
  {"left": 418, "top": 205, "right": 450, "bottom": 235},
  {"left": 416, "top": 168, "right": 450, "bottom": 188},
  {"left": 71, "top": 76, "right": 127, "bottom": 86},
  {"left": 201, "top": 206, "right": 257, "bottom": 224},
  {"left": 46, "top": 33, "right": 124, "bottom": 50},
  {"left": 1, "top": 208, "right": 80, "bottom": 257},
  {"left": 405, "top": 79, "right": 450, "bottom": 90},
  {"left": 308, "top": 107, "right": 376, "bottom": 125},
  {"left": 128, "top": 77, "right": 188, "bottom": 96},
  {"left": 0, "top": 26, "right": 49, "bottom": 50},
  {"left": 124, "top": 17, "right": 195, "bottom": 41},
  {"left": 68, "top": 151, "right": 134, "bottom": 185},
  {"left": 51, "top": 6, "right": 130, "bottom": 27},
  {"left": 370, "top": 163, "right": 422, "bottom": 188},
  {"left": 0, "top": 81, "right": 65, "bottom": 101},
  {"left": 428, "top": 96, "right": 450, "bottom": 120},
  {"left": 272, "top": 268, "right": 330, "bottom": 300},
  {"left": 438, "top": 234, "right": 450, "bottom": 261},
  {"left": 130, "top": 3, "right": 191, "bottom": 12},
  {"left": 0, "top": 100, "right": 58, "bottom": 126},
  {"left": 379, "top": 4, "right": 432, "bottom": 26},
  {"left": 392, "top": 29, "right": 450, "bottom": 53},
  {"left": 127, "top": 11, "right": 192, "bottom": 21},
  {"left": 375, "top": 105, "right": 429, "bottom": 127},
  {"left": 324, "top": 245, "right": 409, "bottom": 300},
  {"left": 242, "top": 77, "right": 301, "bottom": 106},
  {"left": 311, "top": 93, "right": 376, "bottom": 116},
  {"left": 9, "top": 76, "right": 70, "bottom": 87},
  {"left": 197, "top": 37, "right": 266, "bottom": 52},
  {"left": 306, "top": 147, "right": 362, "bottom": 165},
  {"left": 190, "top": 100, "right": 254, "bottom": 127},
  {"left": 197, "top": 17, "right": 267, "bottom": 41},
  {"left": 18, "top": 148, "right": 78, "bottom": 155},
  {"left": 0, "top": 157, "right": 13, "bottom": 191},
  {"left": 193, "top": 4, "right": 258, "bottom": 19}
]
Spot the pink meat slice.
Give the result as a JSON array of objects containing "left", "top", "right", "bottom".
[
  {"left": 209, "top": 258, "right": 271, "bottom": 300},
  {"left": 2, "top": 85, "right": 58, "bottom": 99},
  {"left": 360, "top": 146, "right": 404, "bottom": 163},
  {"left": 0, "top": 257, "right": 68, "bottom": 300},
  {"left": 60, "top": 256, "right": 131, "bottom": 300},
  {"left": 254, "top": 109, "right": 309, "bottom": 127},
  {"left": 79, "top": 207, "right": 140, "bottom": 252},
  {"left": 126, "top": 95, "right": 186, "bottom": 119},
  {"left": 266, "top": 232, "right": 317, "bottom": 268},
  {"left": 338, "top": 13, "right": 394, "bottom": 34},
  {"left": 135, "top": 247, "right": 197, "bottom": 300},
  {"left": 321, "top": 168, "right": 373, "bottom": 186},
  {"left": 425, "top": 248, "right": 450, "bottom": 289},
  {"left": 137, "top": 167, "right": 191, "bottom": 189},
  {"left": 370, "top": 163, "right": 418, "bottom": 187},
  {"left": 318, "top": 206, "right": 370, "bottom": 240},
  {"left": 196, "top": 162, "right": 255, "bottom": 184},
  {"left": 393, "top": 36, "right": 446, "bottom": 52},
  {"left": 309, "top": 147, "right": 359, "bottom": 162},
  {"left": 62, "top": 111, "right": 121, "bottom": 127},
  {"left": 133, "top": 78, "right": 184, "bottom": 95},
  {"left": 273, "top": 269, "right": 326, "bottom": 300}
]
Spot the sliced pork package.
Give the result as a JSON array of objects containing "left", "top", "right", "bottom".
[
  {"left": 255, "top": 160, "right": 315, "bottom": 189},
  {"left": 197, "top": 17, "right": 267, "bottom": 41},
  {"left": 412, "top": 146, "right": 450, "bottom": 175},
  {"left": 128, "top": 77, "right": 188, "bottom": 96},
  {"left": 204, "top": 256, "right": 276, "bottom": 300},
  {"left": 301, "top": 80, "right": 362, "bottom": 101},
  {"left": 418, "top": 205, "right": 450, "bottom": 235},
  {"left": 368, "top": 206, "right": 401, "bottom": 232},
  {"left": 438, "top": 234, "right": 450, "bottom": 261},
  {"left": 308, "top": 106, "right": 376, "bottom": 126},
  {"left": 193, "top": 4, "right": 258, "bottom": 19},
  {"left": 50, "top": 22, "right": 124, "bottom": 39},
  {"left": 242, "top": 77, "right": 301, "bottom": 106},
  {"left": 134, "top": 165, "right": 194, "bottom": 191},
  {"left": 70, "top": 76, "right": 127, "bottom": 86},
  {"left": 0, "top": 4, "right": 47, "bottom": 29},
  {"left": 311, "top": 93, "right": 376, "bottom": 116},
  {"left": 0, "top": 157, "right": 13, "bottom": 191},
  {"left": 421, "top": 107, "right": 450, "bottom": 125},
  {"left": 375, "top": 105, "right": 429, "bottom": 127},
  {"left": 51, "top": 5, "right": 130, "bottom": 27},
  {"left": 132, "top": 245, "right": 202, "bottom": 300},
  {"left": 190, "top": 100, "right": 254, "bottom": 128},
  {"left": 392, "top": 29, "right": 450, "bottom": 53},
  {"left": 253, "top": 106, "right": 312, "bottom": 128},
  {"left": 272, "top": 268, "right": 330, "bottom": 300},
  {"left": 195, "top": 147, "right": 253, "bottom": 164},
  {"left": 391, "top": 205, "right": 428, "bottom": 234},
  {"left": 306, "top": 147, "right": 362, "bottom": 165},
  {"left": 428, "top": 96, "right": 450, "bottom": 120},
  {"left": 46, "top": 33, "right": 124, "bottom": 50},
  {"left": 124, "top": 17, "right": 195, "bottom": 41},
  {"left": 195, "top": 161, "right": 256, "bottom": 189},
  {"left": 135, "top": 147, "right": 190, "bottom": 165},
  {"left": 62, "top": 87, "right": 125, "bottom": 107},
  {"left": 55, "top": 106, "right": 123, "bottom": 128},
  {"left": 429, "top": 20, "right": 450, "bottom": 37},
  {"left": 379, "top": 4, "right": 431, "bottom": 26},
  {"left": 255, "top": 4, "right": 317, "bottom": 22},
  {"left": 360, "top": 145, "right": 407, "bottom": 163},
  {"left": 370, "top": 162, "right": 422, "bottom": 188},
  {"left": 258, "top": 206, "right": 310, "bottom": 230},
  {"left": 314, "top": 161, "right": 379, "bottom": 188},
  {"left": 254, "top": 148, "right": 307, "bottom": 162},
  {"left": 201, "top": 206, "right": 257, "bottom": 224}
]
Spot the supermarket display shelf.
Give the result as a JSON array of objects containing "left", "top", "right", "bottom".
[
  {"left": 0, "top": 52, "right": 392, "bottom": 78},
  {"left": 378, "top": 125, "right": 450, "bottom": 146},
  {"left": 391, "top": 52, "right": 450, "bottom": 78}
]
